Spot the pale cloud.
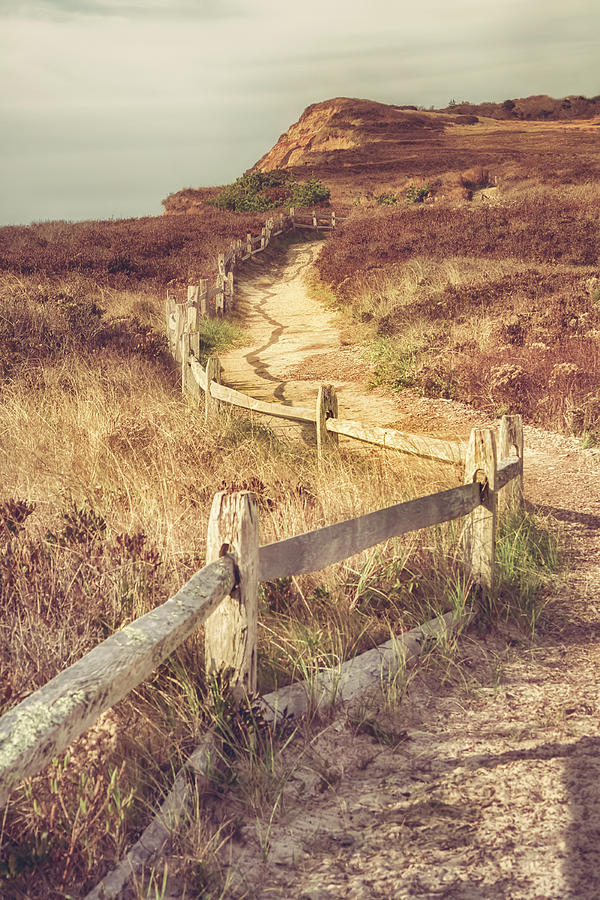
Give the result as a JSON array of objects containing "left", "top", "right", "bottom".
[{"left": 1, "top": 0, "right": 599, "bottom": 224}]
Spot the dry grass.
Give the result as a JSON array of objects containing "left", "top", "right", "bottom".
[
  {"left": 313, "top": 183, "right": 600, "bottom": 436},
  {"left": 0, "top": 158, "right": 572, "bottom": 893},
  {"left": 0, "top": 269, "right": 477, "bottom": 896}
]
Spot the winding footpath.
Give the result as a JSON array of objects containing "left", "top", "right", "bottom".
[{"left": 214, "top": 241, "right": 600, "bottom": 899}]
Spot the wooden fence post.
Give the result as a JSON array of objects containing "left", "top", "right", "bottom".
[
  {"left": 181, "top": 332, "right": 191, "bottom": 397},
  {"left": 186, "top": 299, "right": 198, "bottom": 334},
  {"left": 331, "top": 210, "right": 336, "bottom": 228},
  {"left": 199, "top": 278, "right": 208, "bottom": 317},
  {"left": 289, "top": 207, "right": 295, "bottom": 229},
  {"left": 246, "top": 232, "right": 252, "bottom": 255},
  {"left": 174, "top": 303, "right": 185, "bottom": 364},
  {"left": 464, "top": 428, "right": 498, "bottom": 598},
  {"left": 499, "top": 414, "right": 523, "bottom": 512},
  {"left": 226, "top": 271, "right": 234, "bottom": 308},
  {"left": 316, "top": 384, "right": 339, "bottom": 460},
  {"left": 189, "top": 330, "right": 200, "bottom": 361},
  {"left": 205, "top": 491, "right": 259, "bottom": 694},
  {"left": 165, "top": 293, "right": 176, "bottom": 356},
  {"left": 312, "top": 209, "right": 317, "bottom": 229},
  {"left": 216, "top": 274, "right": 225, "bottom": 317},
  {"left": 205, "top": 356, "right": 221, "bottom": 422}
]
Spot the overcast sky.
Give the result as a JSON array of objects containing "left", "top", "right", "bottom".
[{"left": 1, "top": 0, "right": 598, "bottom": 226}]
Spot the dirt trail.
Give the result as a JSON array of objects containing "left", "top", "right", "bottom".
[
  {"left": 221, "top": 241, "right": 480, "bottom": 438},
  {"left": 214, "top": 241, "right": 600, "bottom": 899}
]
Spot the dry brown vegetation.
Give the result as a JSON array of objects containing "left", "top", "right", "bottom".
[
  {"left": 0, "top": 94, "right": 577, "bottom": 894},
  {"left": 0, "top": 258, "right": 470, "bottom": 895},
  {"left": 313, "top": 182, "right": 600, "bottom": 438},
  {"left": 247, "top": 96, "right": 600, "bottom": 211},
  {"left": 0, "top": 209, "right": 267, "bottom": 296}
]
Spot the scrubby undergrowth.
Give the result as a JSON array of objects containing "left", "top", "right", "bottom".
[
  {"left": 0, "top": 209, "right": 563, "bottom": 895},
  {"left": 313, "top": 183, "right": 600, "bottom": 437}
]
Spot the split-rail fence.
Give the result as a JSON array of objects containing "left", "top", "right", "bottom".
[{"left": 0, "top": 208, "right": 524, "bottom": 895}]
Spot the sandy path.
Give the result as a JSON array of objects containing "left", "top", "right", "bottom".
[
  {"left": 211, "top": 241, "right": 600, "bottom": 899},
  {"left": 221, "top": 241, "right": 480, "bottom": 438}
]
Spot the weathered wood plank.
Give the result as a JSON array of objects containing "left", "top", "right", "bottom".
[
  {"left": 326, "top": 417, "right": 465, "bottom": 464},
  {"left": 181, "top": 332, "right": 191, "bottom": 397},
  {"left": 316, "top": 384, "right": 338, "bottom": 460},
  {"left": 205, "top": 492, "right": 259, "bottom": 692},
  {"left": 260, "top": 610, "right": 463, "bottom": 724},
  {"left": 499, "top": 414, "right": 524, "bottom": 510},
  {"left": 189, "top": 355, "right": 208, "bottom": 393},
  {"left": 464, "top": 428, "right": 497, "bottom": 595},
  {"left": 258, "top": 482, "right": 481, "bottom": 581},
  {"left": 496, "top": 456, "right": 522, "bottom": 491},
  {"left": 209, "top": 381, "right": 316, "bottom": 423},
  {"left": 205, "top": 357, "right": 221, "bottom": 422},
  {"left": 0, "top": 558, "right": 236, "bottom": 805}
]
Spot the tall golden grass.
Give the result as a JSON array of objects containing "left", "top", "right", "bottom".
[{"left": 0, "top": 271, "right": 470, "bottom": 896}]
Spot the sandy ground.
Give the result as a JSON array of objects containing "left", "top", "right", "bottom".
[
  {"left": 221, "top": 242, "right": 481, "bottom": 441},
  {"left": 196, "top": 240, "right": 600, "bottom": 899}
]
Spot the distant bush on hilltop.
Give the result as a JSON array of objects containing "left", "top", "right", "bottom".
[
  {"left": 441, "top": 93, "right": 600, "bottom": 121},
  {"left": 211, "top": 170, "right": 331, "bottom": 212}
]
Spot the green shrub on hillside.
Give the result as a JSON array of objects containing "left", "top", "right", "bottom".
[
  {"left": 405, "top": 183, "right": 430, "bottom": 204},
  {"left": 213, "top": 171, "right": 330, "bottom": 212}
]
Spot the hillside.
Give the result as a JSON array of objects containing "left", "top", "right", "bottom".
[
  {"left": 251, "top": 96, "right": 600, "bottom": 207},
  {"left": 164, "top": 94, "right": 600, "bottom": 214}
]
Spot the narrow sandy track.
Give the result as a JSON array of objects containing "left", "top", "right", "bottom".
[
  {"left": 221, "top": 241, "right": 480, "bottom": 438},
  {"left": 212, "top": 241, "right": 600, "bottom": 899}
]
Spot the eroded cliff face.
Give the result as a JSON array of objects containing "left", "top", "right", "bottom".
[{"left": 253, "top": 97, "right": 450, "bottom": 172}]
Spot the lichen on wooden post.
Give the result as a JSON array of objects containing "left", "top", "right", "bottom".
[
  {"left": 204, "top": 491, "right": 259, "bottom": 694},
  {"left": 216, "top": 274, "right": 225, "bottom": 317},
  {"left": 498, "top": 414, "right": 523, "bottom": 511},
  {"left": 199, "top": 278, "right": 208, "bottom": 317},
  {"left": 463, "top": 428, "right": 498, "bottom": 598},
  {"left": 186, "top": 301, "right": 198, "bottom": 335},
  {"left": 205, "top": 356, "right": 221, "bottom": 423},
  {"left": 316, "top": 384, "right": 339, "bottom": 461},
  {"left": 181, "top": 332, "right": 191, "bottom": 397},
  {"left": 174, "top": 303, "right": 185, "bottom": 364},
  {"left": 226, "top": 271, "right": 234, "bottom": 309}
]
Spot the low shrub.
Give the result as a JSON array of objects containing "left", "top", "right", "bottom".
[
  {"left": 376, "top": 192, "right": 398, "bottom": 205},
  {"left": 405, "top": 183, "right": 430, "bottom": 203},
  {"left": 212, "top": 171, "right": 330, "bottom": 212}
]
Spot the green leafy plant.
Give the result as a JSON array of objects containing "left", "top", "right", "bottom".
[
  {"left": 212, "top": 171, "right": 330, "bottom": 212},
  {"left": 405, "top": 183, "right": 430, "bottom": 204},
  {"left": 376, "top": 192, "right": 398, "bottom": 206}
]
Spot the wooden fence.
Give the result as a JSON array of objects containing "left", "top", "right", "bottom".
[
  {"left": 0, "top": 414, "right": 523, "bottom": 807},
  {"left": 166, "top": 206, "right": 342, "bottom": 326},
  {"left": 0, "top": 209, "right": 524, "bottom": 893}
]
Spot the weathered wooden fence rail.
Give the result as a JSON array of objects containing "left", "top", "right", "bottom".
[
  {"left": 0, "top": 413, "right": 523, "bottom": 807},
  {"left": 177, "top": 339, "right": 467, "bottom": 465}
]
